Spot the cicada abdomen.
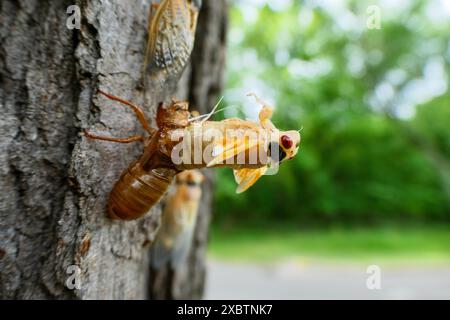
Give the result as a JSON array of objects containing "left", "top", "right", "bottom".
[{"left": 108, "top": 164, "right": 175, "bottom": 220}]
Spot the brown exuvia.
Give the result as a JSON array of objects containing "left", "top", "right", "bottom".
[{"left": 84, "top": 90, "right": 191, "bottom": 220}]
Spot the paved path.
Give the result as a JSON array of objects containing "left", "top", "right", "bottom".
[{"left": 205, "top": 259, "right": 450, "bottom": 300}]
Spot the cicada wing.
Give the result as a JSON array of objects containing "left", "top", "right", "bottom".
[
  {"left": 233, "top": 166, "right": 268, "bottom": 194},
  {"left": 143, "top": 2, "right": 162, "bottom": 75},
  {"left": 143, "top": 0, "right": 198, "bottom": 90},
  {"left": 207, "top": 138, "right": 263, "bottom": 168}
]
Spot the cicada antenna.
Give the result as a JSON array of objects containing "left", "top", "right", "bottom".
[
  {"left": 189, "top": 105, "right": 241, "bottom": 122},
  {"left": 188, "top": 96, "right": 225, "bottom": 123}
]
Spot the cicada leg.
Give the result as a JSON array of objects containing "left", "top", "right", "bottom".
[
  {"left": 247, "top": 93, "right": 275, "bottom": 130},
  {"left": 97, "top": 90, "right": 154, "bottom": 134},
  {"left": 84, "top": 90, "right": 156, "bottom": 144},
  {"left": 83, "top": 131, "right": 144, "bottom": 144}
]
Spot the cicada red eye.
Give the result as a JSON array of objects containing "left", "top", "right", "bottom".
[{"left": 281, "top": 135, "right": 293, "bottom": 149}]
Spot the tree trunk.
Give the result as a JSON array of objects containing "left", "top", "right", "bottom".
[{"left": 0, "top": 0, "right": 227, "bottom": 300}]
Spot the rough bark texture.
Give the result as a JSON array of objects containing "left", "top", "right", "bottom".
[{"left": 0, "top": 0, "right": 227, "bottom": 300}]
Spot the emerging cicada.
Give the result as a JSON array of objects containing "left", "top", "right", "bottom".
[
  {"left": 144, "top": 0, "right": 201, "bottom": 89},
  {"left": 84, "top": 91, "right": 300, "bottom": 220},
  {"left": 151, "top": 170, "right": 204, "bottom": 269}
]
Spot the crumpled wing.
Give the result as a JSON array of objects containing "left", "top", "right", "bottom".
[
  {"left": 233, "top": 166, "right": 268, "bottom": 194},
  {"left": 207, "top": 137, "right": 263, "bottom": 168}
]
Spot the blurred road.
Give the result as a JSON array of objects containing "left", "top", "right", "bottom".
[{"left": 205, "top": 259, "right": 450, "bottom": 300}]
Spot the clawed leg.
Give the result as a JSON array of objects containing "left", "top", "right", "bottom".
[
  {"left": 97, "top": 90, "right": 154, "bottom": 134},
  {"left": 84, "top": 90, "right": 155, "bottom": 144},
  {"left": 83, "top": 130, "right": 144, "bottom": 144}
]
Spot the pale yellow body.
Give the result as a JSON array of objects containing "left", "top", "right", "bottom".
[{"left": 174, "top": 95, "right": 301, "bottom": 193}]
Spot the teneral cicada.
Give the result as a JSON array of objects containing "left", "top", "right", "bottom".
[
  {"left": 84, "top": 91, "right": 300, "bottom": 220},
  {"left": 144, "top": 0, "right": 201, "bottom": 89},
  {"left": 151, "top": 170, "right": 204, "bottom": 269}
]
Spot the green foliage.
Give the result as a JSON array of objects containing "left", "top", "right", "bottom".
[
  {"left": 209, "top": 225, "right": 450, "bottom": 263},
  {"left": 414, "top": 96, "right": 450, "bottom": 159},
  {"left": 213, "top": 1, "right": 450, "bottom": 225}
]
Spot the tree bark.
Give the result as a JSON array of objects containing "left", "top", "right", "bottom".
[{"left": 0, "top": 0, "right": 227, "bottom": 300}]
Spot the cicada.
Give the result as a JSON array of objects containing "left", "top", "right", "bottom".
[
  {"left": 84, "top": 91, "right": 300, "bottom": 220},
  {"left": 151, "top": 170, "right": 204, "bottom": 269},
  {"left": 143, "top": 0, "right": 201, "bottom": 89}
]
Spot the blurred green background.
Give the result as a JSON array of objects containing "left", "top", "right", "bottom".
[{"left": 208, "top": 0, "right": 450, "bottom": 263}]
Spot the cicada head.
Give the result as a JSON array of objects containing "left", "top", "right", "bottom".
[
  {"left": 280, "top": 130, "right": 301, "bottom": 160},
  {"left": 269, "top": 130, "right": 301, "bottom": 163}
]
